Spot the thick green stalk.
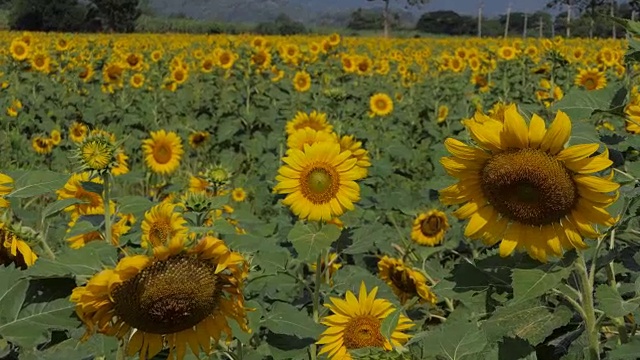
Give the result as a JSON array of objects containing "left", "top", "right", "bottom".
[
  {"left": 102, "top": 173, "right": 113, "bottom": 246},
  {"left": 576, "top": 251, "right": 601, "bottom": 360},
  {"left": 310, "top": 251, "right": 324, "bottom": 360}
]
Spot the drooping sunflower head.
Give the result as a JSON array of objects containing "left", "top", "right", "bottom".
[
  {"left": 370, "top": 93, "right": 393, "bottom": 117},
  {"left": 71, "top": 236, "right": 250, "bottom": 360},
  {"left": 410, "top": 210, "right": 449, "bottom": 246},
  {"left": 440, "top": 105, "right": 619, "bottom": 262},
  {"left": 316, "top": 282, "right": 414, "bottom": 359},
  {"left": 140, "top": 202, "right": 188, "bottom": 248},
  {"left": 141, "top": 130, "right": 184, "bottom": 175},
  {"left": 273, "top": 142, "right": 361, "bottom": 222},
  {"left": 0, "top": 212, "right": 38, "bottom": 269},
  {"left": 285, "top": 110, "right": 333, "bottom": 135},
  {"left": 377, "top": 256, "right": 437, "bottom": 306}
]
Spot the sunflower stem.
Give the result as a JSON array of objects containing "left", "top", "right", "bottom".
[
  {"left": 576, "top": 250, "right": 601, "bottom": 360},
  {"left": 604, "top": 229, "right": 629, "bottom": 344},
  {"left": 102, "top": 172, "right": 113, "bottom": 246},
  {"left": 310, "top": 251, "right": 324, "bottom": 360}
]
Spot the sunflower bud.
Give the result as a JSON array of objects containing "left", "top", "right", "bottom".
[
  {"left": 74, "top": 131, "right": 121, "bottom": 174},
  {"left": 181, "top": 191, "right": 216, "bottom": 213},
  {"left": 205, "top": 165, "right": 232, "bottom": 188}
]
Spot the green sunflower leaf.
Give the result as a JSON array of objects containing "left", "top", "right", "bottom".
[
  {"left": 24, "top": 241, "right": 117, "bottom": 279},
  {"left": 4, "top": 170, "right": 69, "bottom": 199},
  {"left": 263, "top": 302, "right": 324, "bottom": 339},
  {"left": 287, "top": 221, "right": 341, "bottom": 262},
  {"left": 511, "top": 254, "right": 576, "bottom": 304},
  {"left": 607, "top": 337, "right": 640, "bottom": 360},
  {"left": 595, "top": 284, "right": 640, "bottom": 318},
  {"left": 41, "top": 198, "right": 83, "bottom": 219}
]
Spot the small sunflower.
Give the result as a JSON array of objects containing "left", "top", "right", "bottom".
[
  {"left": 370, "top": 93, "right": 393, "bottom": 117},
  {"left": 0, "top": 173, "right": 13, "bottom": 209},
  {"left": 188, "top": 131, "right": 210, "bottom": 148},
  {"left": 316, "top": 282, "right": 414, "bottom": 359},
  {"left": 129, "top": 73, "right": 145, "bottom": 89},
  {"left": 273, "top": 142, "right": 361, "bottom": 222},
  {"left": 9, "top": 39, "right": 29, "bottom": 61},
  {"left": 141, "top": 130, "right": 184, "bottom": 175},
  {"left": 70, "top": 236, "right": 250, "bottom": 360},
  {"left": 286, "top": 127, "right": 336, "bottom": 151},
  {"left": 50, "top": 129, "right": 62, "bottom": 145},
  {"left": 70, "top": 122, "right": 89, "bottom": 143},
  {"left": 411, "top": 210, "right": 449, "bottom": 246},
  {"left": 293, "top": 70, "right": 311, "bottom": 92},
  {"left": 437, "top": 105, "right": 449, "bottom": 124},
  {"left": 140, "top": 202, "right": 188, "bottom": 248},
  {"left": 377, "top": 256, "right": 437, "bottom": 305},
  {"left": 497, "top": 45, "right": 518, "bottom": 61},
  {"left": 285, "top": 110, "right": 333, "bottom": 135},
  {"left": 0, "top": 218, "right": 38, "bottom": 269},
  {"left": 440, "top": 105, "right": 618, "bottom": 262},
  {"left": 32, "top": 136, "right": 54, "bottom": 155},
  {"left": 575, "top": 68, "right": 607, "bottom": 91},
  {"left": 231, "top": 188, "right": 247, "bottom": 202},
  {"left": 171, "top": 67, "right": 188, "bottom": 85}
]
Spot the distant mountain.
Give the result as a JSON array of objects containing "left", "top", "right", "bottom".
[{"left": 148, "top": 0, "right": 420, "bottom": 25}]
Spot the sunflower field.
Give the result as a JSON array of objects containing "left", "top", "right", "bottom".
[{"left": 4, "top": 20, "right": 640, "bottom": 360}]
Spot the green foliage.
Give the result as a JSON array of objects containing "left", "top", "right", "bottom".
[
  {"left": 8, "top": 0, "right": 89, "bottom": 32},
  {"left": 254, "top": 13, "right": 307, "bottom": 35},
  {"left": 90, "top": 0, "right": 141, "bottom": 33}
]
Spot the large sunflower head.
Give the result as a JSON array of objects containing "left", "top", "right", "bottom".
[
  {"left": 316, "top": 282, "right": 414, "bottom": 359},
  {"left": 440, "top": 105, "right": 619, "bottom": 262},
  {"left": 141, "top": 130, "right": 184, "bottom": 175},
  {"left": 285, "top": 110, "right": 333, "bottom": 135},
  {"left": 273, "top": 142, "right": 361, "bottom": 222},
  {"left": 377, "top": 256, "right": 437, "bottom": 305},
  {"left": 140, "top": 202, "right": 188, "bottom": 248},
  {"left": 70, "top": 235, "right": 250, "bottom": 360},
  {"left": 575, "top": 67, "right": 607, "bottom": 91},
  {"left": 410, "top": 210, "right": 449, "bottom": 246}
]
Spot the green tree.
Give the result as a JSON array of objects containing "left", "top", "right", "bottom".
[
  {"left": 415, "top": 10, "right": 474, "bottom": 35},
  {"left": 367, "top": 0, "right": 429, "bottom": 37},
  {"left": 90, "top": 0, "right": 141, "bottom": 33},
  {"left": 9, "top": 0, "right": 88, "bottom": 31}
]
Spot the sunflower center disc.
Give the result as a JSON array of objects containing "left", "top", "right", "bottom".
[
  {"left": 480, "top": 148, "right": 578, "bottom": 226},
  {"left": 154, "top": 144, "right": 172, "bottom": 164},
  {"left": 307, "top": 169, "right": 332, "bottom": 194},
  {"left": 584, "top": 78, "right": 596, "bottom": 90},
  {"left": 390, "top": 268, "right": 417, "bottom": 296},
  {"left": 111, "top": 254, "right": 222, "bottom": 334},
  {"left": 149, "top": 221, "right": 171, "bottom": 246},
  {"left": 421, "top": 215, "right": 442, "bottom": 236},
  {"left": 343, "top": 315, "right": 386, "bottom": 350}
]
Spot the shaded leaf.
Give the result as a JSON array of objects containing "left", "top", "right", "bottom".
[
  {"left": 595, "top": 284, "right": 639, "bottom": 318},
  {"left": 25, "top": 241, "right": 117, "bottom": 279},
  {"left": 41, "top": 199, "right": 83, "bottom": 219},
  {"left": 5, "top": 171, "right": 69, "bottom": 199},
  {"left": 287, "top": 221, "right": 341, "bottom": 262},
  {"left": 263, "top": 302, "right": 324, "bottom": 339}
]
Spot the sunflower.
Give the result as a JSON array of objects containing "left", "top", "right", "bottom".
[
  {"left": 293, "top": 70, "right": 311, "bottom": 92},
  {"left": 575, "top": 68, "right": 607, "bottom": 91},
  {"left": 50, "top": 129, "right": 62, "bottom": 145},
  {"left": 437, "top": 105, "right": 449, "bottom": 124},
  {"left": 309, "top": 252, "right": 342, "bottom": 285},
  {"left": 32, "top": 136, "right": 54, "bottom": 155},
  {"left": 70, "top": 122, "right": 89, "bottom": 143},
  {"left": 70, "top": 236, "right": 250, "bottom": 360},
  {"left": 440, "top": 105, "right": 618, "bottom": 262},
  {"left": 0, "top": 219, "right": 38, "bottom": 269},
  {"left": 30, "top": 52, "right": 50, "bottom": 73},
  {"left": 273, "top": 142, "right": 361, "bottom": 222},
  {"left": 130, "top": 73, "right": 145, "bottom": 89},
  {"left": 188, "top": 131, "right": 210, "bottom": 148},
  {"left": 102, "top": 62, "right": 125, "bottom": 85},
  {"left": 625, "top": 104, "right": 640, "bottom": 134},
  {"left": 0, "top": 173, "right": 13, "bottom": 209},
  {"left": 411, "top": 210, "right": 449, "bottom": 246},
  {"left": 216, "top": 49, "right": 236, "bottom": 69},
  {"left": 189, "top": 176, "right": 212, "bottom": 194},
  {"left": 9, "top": 39, "right": 29, "bottom": 61},
  {"left": 285, "top": 110, "right": 333, "bottom": 135},
  {"left": 78, "top": 64, "right": 94, "bottom": 82},
  {"left": 200, "top": 57, "right": 215, "bottom": 73},
  {"left": 471, "top": 72, "right": 492, "bottom": 93},
  {"left": 497, "top": 45, "right": 518, "bottom": 61},
  {"left": 286, "top": 127, "right": 335, "bottom": 151},
  {"left": 77, "top": 134, "right": 116, "bottom": 172},
  {"left": 377, "top": 256, "right": 437, "bottom": 305},
  {"left": 112, "top": 151, "right": 130, "bottom": 176},
  {"left": 316, "top": 282, "right": 414, "bottom": 359},
  {"left": 336, "top": 134, "right": 371, "bottom": 180},
  {"left": 151, "top": 50, "right": 163, "bottom": 62},
  {"left": 141, "top": 130, "right": 184, "bottom": 175},
  {"left": 170, "top": 67, "right": 188, "bottom": 85},
  {"left": 369, "top": 93, "right": 393, "bottom": 117},
  {"left": 231, "top": 188, "right": 247, "bottom": 202},
  {"left": 140, "top": 202, "right": 188, "bottom": 248}
]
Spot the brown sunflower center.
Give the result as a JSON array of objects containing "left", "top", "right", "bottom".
[
  {"left": 421, "top": 215, "right": 443, "bottom": 236},
  {"left": 480, "top": 148, "right": 578, "bottom": 226},
  {"left": 343, "top": 315, "right": 386, "bottom": 350},
  {"left": 583, "top": 77, "right": 596, "bottom": 90},
  {"left": 149, "top": 220, "right": 171, "bottom": 245},
  {"left": 375, "top": 99, "right": 388, "bottom": 111},
  {"left": 389, "top": 268, "right": 417, "bottom": 296},
  {"left": 153, "top": 144, "right": 172, "bottom": 164},
  {"left": 111, "top": 254, "right": 223, "bottom": 334},
  {"left": 301, "top": 165, "right": 338, "bottom": 204}
]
